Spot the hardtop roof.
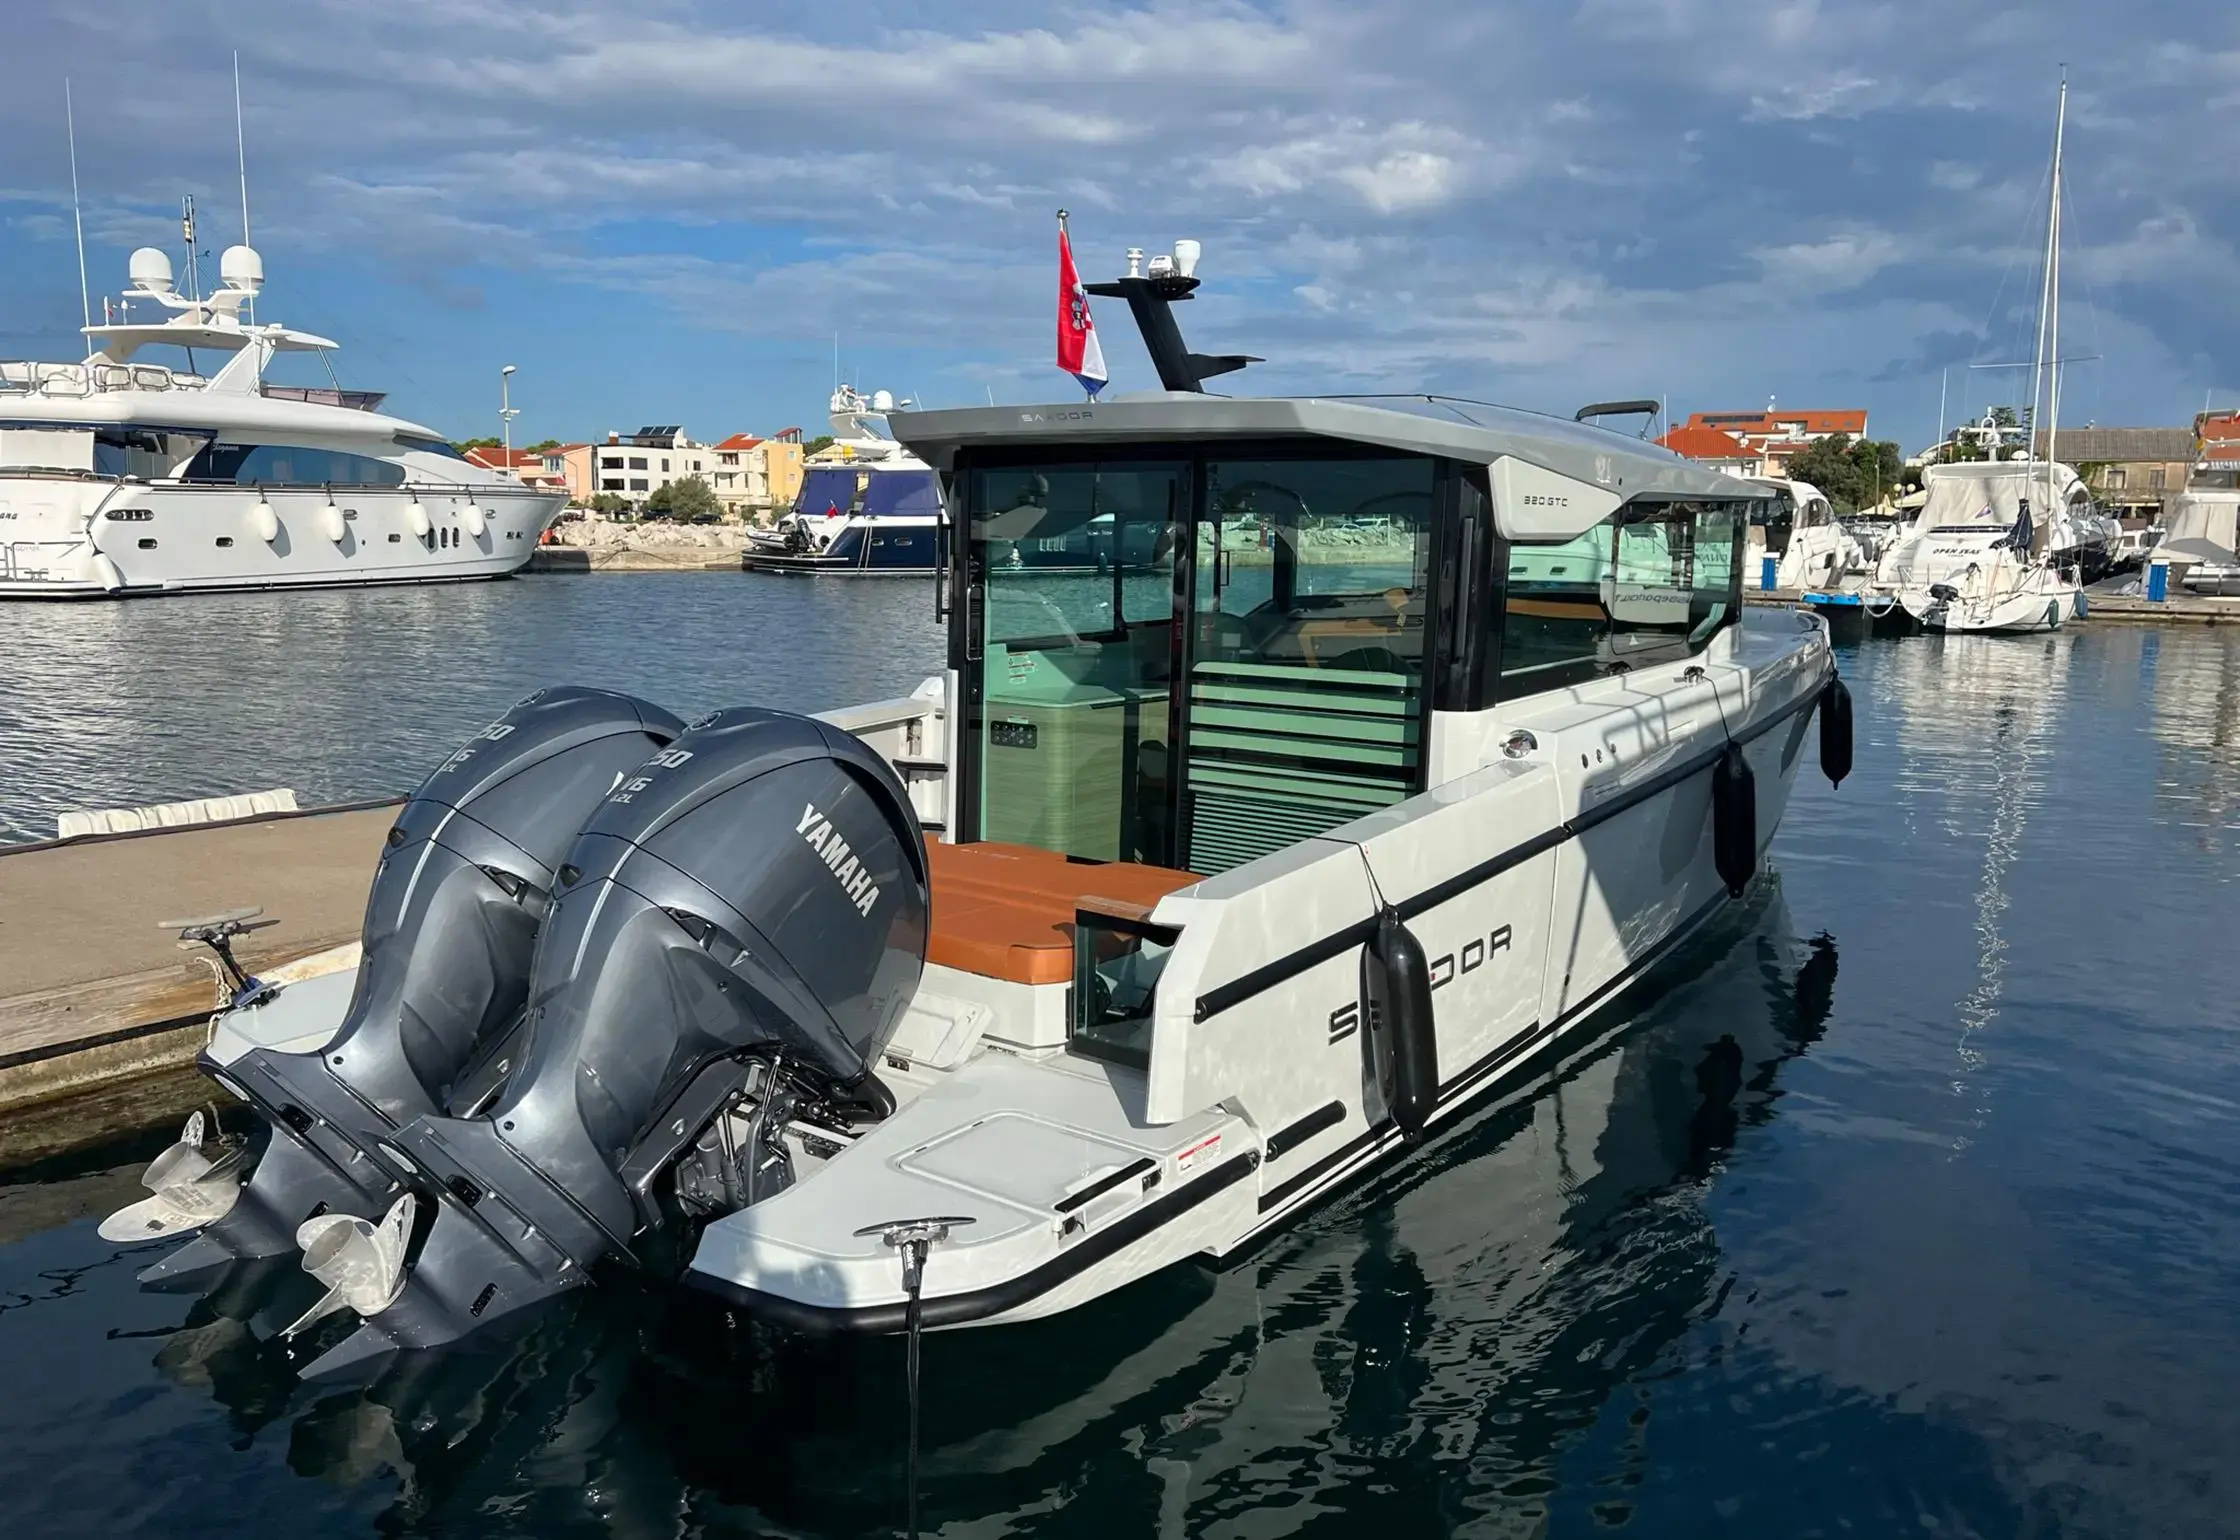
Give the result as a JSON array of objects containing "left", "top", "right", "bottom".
[{"left": 889, "top": 391, "right": 1766, "bottom": 505}]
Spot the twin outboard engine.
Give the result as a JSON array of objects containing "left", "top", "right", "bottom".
[
  {"left": 291, "top": 706, "right": 930, "bottom": 1379},
  {"left": 136, "top": 688, "right": 686, "bottom": 1288}
]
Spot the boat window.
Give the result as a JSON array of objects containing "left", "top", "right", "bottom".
[
  {"left": 92, "top": 428, "right": 183, "bottom": 479},
  {"left": 394, "top": 433, "right": 469, "bottom": 462},
  {"left": 1604, "top": 500, "right": 1743, "bottom": 662},
  {"left": 215, "top": 536, "right": 233, "bottom": 548},
  {"left": 1070, "top": 910, "right": 1178, "bottom": 1071},
  {"left": 798, "top": 468, "right": 862, "bottom": 518},
  {"left": 1498, "top": 499, "right": 1745, "bottom": 695},
  {"left": 1750, "top": 485, "right": 1796, "bottom": 554},
  {"left": 1500, "top": 525, "right": 1613, "bottom": 694},
  {"left": 862, "top": 471, "right": 939, "bottom": 517},
  {"left": 1197, "top": 457, "right": 1434, "bottom": 674},
  {"left": 184, "top": 443, "right": 406, "bottom": 487},
  {"left": 969, "top": 461, "right": 1182, "bottom": 862},
  {"left": 1184, "top": 456, "right": 1431, "bottom": 872}
]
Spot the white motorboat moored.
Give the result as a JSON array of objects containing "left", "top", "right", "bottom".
[{"left": 112, "top": 240, "right": 1850, "bottom": 1378}]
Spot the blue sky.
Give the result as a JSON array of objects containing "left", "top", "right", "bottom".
[{"left": 3, "top": 1, "right": 2234, "bottom": 452}]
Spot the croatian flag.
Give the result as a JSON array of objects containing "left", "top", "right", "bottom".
[{"left": 1057, "top": 221, "right": 1107, "bottom": 397}]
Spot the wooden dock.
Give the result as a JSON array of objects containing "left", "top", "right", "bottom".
[{"left": 0, "top": 805, "right": 391, "bottom": 1147}]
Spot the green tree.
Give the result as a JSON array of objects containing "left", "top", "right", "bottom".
[
  {"left": 589, "top": 491, "right": 630, "bottom": 516},
  {"left": 802, "top": 435, "right": 836, "bottom": 457},
  {"left": 452, "top": 435, "right": 502, "bottom": 452},
  {"left": 644, "top": 475, "right": 721, "bottom": 523},
  {"left": 1782, "top": 434, "right": 1908, "bottom": 514},
  {"left": 526, "top": 438, "right": 562, "bottom": 454}
]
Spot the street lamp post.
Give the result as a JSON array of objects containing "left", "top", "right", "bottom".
[{"left": 500, "top": 364, "right": 520, "bottom": 471}]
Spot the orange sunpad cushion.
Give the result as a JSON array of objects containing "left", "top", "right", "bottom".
[{"left": 923, "top": 841, "right": 1198, "bottom": 985}]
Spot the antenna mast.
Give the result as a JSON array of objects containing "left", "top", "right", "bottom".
[
  {"left": 182, "top": 194, "right": 201, "bottom": 302},
  {"left": 234, "top": 52, "right": 253, "bottom": 323},
  {"left": 65, "top": 81, "right": 90, "bottom": 332}
]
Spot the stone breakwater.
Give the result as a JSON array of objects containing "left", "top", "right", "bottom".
[{"left": 532, "top": 515, "right": 759, "bottom": 572}]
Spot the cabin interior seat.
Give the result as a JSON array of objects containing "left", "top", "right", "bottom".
[{"left": 925, "top": 840, "right": 1198, "bottom": 986}]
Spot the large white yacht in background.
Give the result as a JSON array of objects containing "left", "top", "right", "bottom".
[{"left": 0, "top": 245, "right": 563, "bottom": 598}]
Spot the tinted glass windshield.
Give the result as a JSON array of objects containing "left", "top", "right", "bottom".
[{"left": 863, "top": 470, "right": 939, "bottom": 516}]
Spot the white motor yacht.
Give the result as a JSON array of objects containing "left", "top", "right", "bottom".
[
  {"left": 1744, "top": 477, "right": 1864, "bottom": 592},
  {"left": 2164, "top": 467, "right": 2240, "bottom": 595},
  {"left": 109, "top": 241, "right": 1849, "bottom": 1379},
  {"left": 0, "top": 246, "right": 563, "bottom": 598}
]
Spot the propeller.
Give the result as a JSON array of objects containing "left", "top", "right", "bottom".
[
  {"left": 98, "top": 1108, "right": 248, "bottom": 1243},
  {"left": 283, "top": 1193, "right": 417, "bottom": 1339}
]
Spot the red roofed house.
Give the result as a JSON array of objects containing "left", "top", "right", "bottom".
[
  {"left": 709, "top": 432, "right": 805, "bottom": 519},
  {"left": 2196, "top": 410, "right": 2240, "bottom": 466},
  {"left": 1656, "top": 425, "right": 1760, "bottom": 475},
  {"left": 465, "top": 445, "right": 571, "bottom": 495},
  {"left": 1683, "top": 408, "right": 1868, "bottom": 476}
]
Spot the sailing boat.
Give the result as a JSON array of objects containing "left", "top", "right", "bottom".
[{"left": 1893, "top": 75, "right": 2089, "bottom": 635}]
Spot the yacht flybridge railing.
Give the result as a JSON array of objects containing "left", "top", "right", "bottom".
[
  {"left": 0, "top": 361, "right": 210, "bottom": 395},
  {"left": 0, "top": 367, "right": 387, "bottom": 412}
]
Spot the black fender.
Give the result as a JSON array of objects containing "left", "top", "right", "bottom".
[
  {"left": 1818, "top": 675, "right": 1854, "bottom": 788},
  {"left": 1712, "top": 742, "right": 1757, "bottom": 899},
  {"left": 1361, "top": 907, "right": 1438, "bottom": 1141}
]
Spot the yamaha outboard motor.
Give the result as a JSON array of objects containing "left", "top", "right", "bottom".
[
  {"left": 137, "top": 688, "right": 687, "bottom": 1289},
  {"left": 292, "top": 706, "right": 929, "bottom": 1379}
]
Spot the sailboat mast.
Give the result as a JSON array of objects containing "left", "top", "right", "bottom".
[{"left": 2044, "top": 72, "right": 2067, "bottom": 520}]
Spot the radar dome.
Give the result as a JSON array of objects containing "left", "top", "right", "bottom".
[
  {"left": 219, "top": 245, "right": 265, "bottom": 294},
  {"left": 871, "top": 389, "right": 895, "bottom": 412},
  {"left": 128, "top": 248, "right": 175, "bottom": 295}
]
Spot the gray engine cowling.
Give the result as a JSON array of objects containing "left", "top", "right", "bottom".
[
  {"left": 300, "top": 705, "right": 930, "bottom": 1377},
  {"left": 143, "top": 687, "right": 686, "bottom": 1288}
]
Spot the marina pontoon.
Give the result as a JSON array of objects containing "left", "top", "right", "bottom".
[{"left": 110, "top": 242, "right": 1848, "bottom": 1378}]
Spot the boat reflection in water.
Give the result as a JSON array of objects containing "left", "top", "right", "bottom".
[{"left": 133, "top": 878, "right": 1839, "bottom": 1535}]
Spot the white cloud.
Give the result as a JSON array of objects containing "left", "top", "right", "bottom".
[{"left": 0, "top": 0, "right": 2228, "bottom": 442}]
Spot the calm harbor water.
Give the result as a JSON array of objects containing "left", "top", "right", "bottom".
[
  {"left": 0, "top": 573, "right": 949, "bottom": 843},
  {"left": 3, "top": 582, "right": 2239, "bottom": 1537}
]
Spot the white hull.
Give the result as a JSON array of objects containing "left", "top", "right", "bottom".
[
  {"left": 192, "top": 622, "right": 1826, "bottom": 1340},
  {"left": 0, "top": 478, "right": 564, "bottom": 597},
  {"left": 1900, "top": 573, "right": 2080, "bottom": 633},
  {"left": 682, "top": 615, "right": 1827, "bottom": 1330}
]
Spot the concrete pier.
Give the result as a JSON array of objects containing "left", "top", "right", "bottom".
[
  {"left": 1743, "top": 586, "right": 2240, "bottom": 623},
  {"left": 0, "top": 806, "right": 389, "bottom": 1140}
]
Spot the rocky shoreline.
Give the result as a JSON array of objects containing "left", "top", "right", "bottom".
[{"left": 529, "top": 514, "right": 757, "bottom": 572}]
